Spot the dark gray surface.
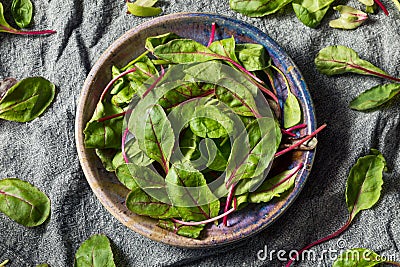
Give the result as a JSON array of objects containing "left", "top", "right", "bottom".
[{"left": 0, "top": 0, "right": 399, "bottom": 266}]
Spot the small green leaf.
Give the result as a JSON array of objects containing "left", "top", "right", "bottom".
[
  {"left": 110, "top": 56, "right": 158, "bottom": 107},
  {"left": 74, "top": 234, "right": 115, "bottom": 267},
  {"left": 127, "top": 1, "right": 162, "bottom": 17},
  {"left": 292, "top": 0, "right": 334, "bottom": 28},
  {"left": 283, "top": 91, "right": 302, "bottom": 128},
  {"left": 332, "top": 248, "right": 385, "bottom": 267},
  {"left": 158, "top": 220, "right": 204, "bottom": 238},
  {"left": 230, "top": 0, "right": 293, "bottom": 17},
  {"left": 329, "top": 6, "right": 368, "bottom": 30},
  {"left": 346, "top": 149, "right": 386, "bottom": 221},
  {"left": 350, "top": 83, "right": 400, "bottom": 111},
  {"left": 315, "top": 46, "right": 389, "bottom": 77},
  {"left": 235, "top": 43, "right": 270, "bottom": 71},
  {"left": 145, "top": 32, "right": 181, "bottom": 52},
  {"left": 0, "top": 178, "right": 50, "bottom": 227},
  {"left": 0, "top": 77, "right": 55, "bottom": 122},
  {"left": 35, "top": 264, "right": 49, "bottom": 267},
  {"left": 11, "top": 0, "right": 33, "bottom": 29},
  {"left": 209, "top": 36, "right": 239, "bottom": 62},
  {"left": 365, "top": 4, "right": 377, "bottom": 13},
  {"left": 0, "top": 3, "right": 13, "bottom": 32}
]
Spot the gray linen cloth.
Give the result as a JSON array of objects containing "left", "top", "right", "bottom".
[{"left": 0, "top": 0, "right": 399, "bottom": 266}]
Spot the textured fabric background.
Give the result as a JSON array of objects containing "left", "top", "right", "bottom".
[{"left": 0, "top": 0, "right": 399, "bottom": 266}]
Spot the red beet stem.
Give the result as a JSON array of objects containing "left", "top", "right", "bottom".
[
  {"left": 281, "top": 129, "right": 297, "bottom": 137},
  {"left": 5, "top": 28, "right": 57, "bottom": 35},
  {"left": 374, "top": 0, "right": 389, "bottom": 15},
  {"left": 222, "top": 184, "right": 235, "bottom": 226},
  {"left": 100, "top": 68, "right": 137, "bottom": 101},
  {"left": 171, "top": 207, "right": 236, "bottom": 226},
  {"left": 275, "top": 124, "right": 327, "bottom": 158},
  {"left": 286, "top": 123, "right": 307, "bottom": 132},
  {"left": 285, "top": 219, "right": 351, "bottom": 266},
  {"left": 207, "top": 22, "right": 216, "bottom": 47},
  {"left": 97, "top": 111, "right": 127, "bottom": 122}
]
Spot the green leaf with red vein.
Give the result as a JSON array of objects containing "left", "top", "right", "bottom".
[
  {"left": 230, "top": 0, "right": 293, "bottom": 16},
  {"left": 350, "top": 83, "right": 400, "bottom": 111},
  {"left": 126, "top": 187, "right": 179, "bottom": 219},
  {"left": 136, "top": 104, "right": 174, "bottom": 171},
  {"left": 225, "top": 117, "right": 281, "bottom": 187},
  {"left": 0, "top": 77, "right": 55, "bottom": 122},
  {"left": 0, "top": 178, "right": 50, "bottom": 227},
  {"left": 209, "top": 36, "right": 239, "bottom": 62},
  {"left": 248, "top": 167, "right": 300, "bottom": 203},
  {"left": 315, "top": 45, "right": 390, "bottom": 77},
  {"left": 346, "top": 149, "right": 386, "bottom": 221},
  {"left": 166, "top": 163, "right": 220, "bottom": 221}
]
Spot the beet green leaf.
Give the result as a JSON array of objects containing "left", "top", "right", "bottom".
[
  {"left": 136, "top": 104, "right": 174, "bottom": 171},
  {"left": 235, "top": 43, "right": 270, "bottom": 71},
  {"left": 225, "top": 117, "right": 281, "bottom": 187},
  {"left": 350, "top": 83, "right": 400, "bottom": 111},
  {"left": 292, "top": 0, "right": 335, "bottom": 28},
  {"left": 166, "top": 163, "right": 220, "bottom": 221},
  {"left": 0, "top": 178, "right": 50, "bottom": 227},
  {"left": 11, "top": 0, "right": 33, "bottom": 29},
  {"left": 229, "top": 0, "right": 294, "bottom": 17},
  {"left": 74, "top": 234, "right": 115, "bottom": 267},
  {"left": 315, "top": 46, "right": 389, "bottom": 77},
  {"left": 0, "top": 77, "right": 55, "bottom": 122},
  {"left": 346, "top": 149, "right": 386, "bottom": 221}
]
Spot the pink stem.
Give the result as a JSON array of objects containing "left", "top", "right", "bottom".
[
  {"left": 1, "top": 26, "right": 56, "bottom": 35},
  {"left": 275, "top": 124, "right": 327, "bottom": 158},
  {"left": 171, "top": 207, "right": 236, "bottom": 226},
  {"left": 207, "top": 22, "right": 216, "bottom": 47},
  {"left": 286, "top": 123, "right": 307, "bottom": 132},
  {"left": 285, "top": 219, "right": 351, "bottom": 267},
  {"left": 374, "top": 0, "right": 389, "bottom": 15},
  {"left": 222, "top": 185, "right": 235, "bottom": 226},
  {"left": 281, "top": 129, "right": 296, "bottom": 137},
  {"left": 122, "top": 128, "right": 130, "bottom": 163},
  {"left": 100, "top": 68, "right": 137, "bottom": 101},
  {"left": 97, "top": 111, "right": 127, "bottom": 122}
]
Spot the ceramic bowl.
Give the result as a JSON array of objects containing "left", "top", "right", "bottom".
[{"left": 75, "top": 13, "right": 316, "bottom": 248}]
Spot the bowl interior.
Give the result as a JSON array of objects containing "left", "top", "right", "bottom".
[{"left": 75, "top": 13, "right": 316, "bottom": 248}]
